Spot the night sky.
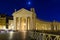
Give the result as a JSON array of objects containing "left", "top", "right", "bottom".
[{"left": 0, "top": 0, "right": 60, "bottom": 22}]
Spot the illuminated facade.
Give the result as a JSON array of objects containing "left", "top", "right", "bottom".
[
  {"left": 0, "top": 14, "right": 6, "bottom": 30},
  {"left": 36, "top": 19, "right": 60, "bottom": 31},
  {"left": 8, "top": 20, "right": 14, "bottom": 30},
  {"left": 8, "top": 8, "right": 60, "bottom": 31},
  {"left": 12, "top": 8, "right": 36, "bottom": 31}
]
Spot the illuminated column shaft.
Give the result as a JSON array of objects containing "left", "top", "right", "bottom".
[
  {"left": 17, "top": 17, "right": 20, "bottom": 30},
  {"left": 27, "top": 17, "right": 29, "bottom": 30},
  {"left": 19, "top": 17, "right": 20, "bottom": 31},
  {"left": 16, "top": 17, "right": 19, "bottom": 30},
  {"left": 26, "top": 17, "right": 27, "bottom": 31},
  {"left": 20, "top": 17, "right": 22, "bottom": 31},
  {"left": 31, "top": 17, "right": 34, "bottom": 30},
  {"left": 14, "top": 17, "right": 16, "bottom": 30}
]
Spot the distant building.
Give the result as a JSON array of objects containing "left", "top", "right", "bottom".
[
  {"left": 36, "top": 19, "right": 60, "bottom": 31},
  {"left": 8, "top": 16, "right": 14, "bottom": 30},
  {"left": 8, "top": 8, "right": 60, "bottom": 31},
  {"left": 0, "top": 14, "right": 6, "bottom": 30},
  {"left": 0, "top": 8, "right": 60, "bottom": 31}
]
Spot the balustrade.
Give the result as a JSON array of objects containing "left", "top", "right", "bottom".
[{"left": 28, "top": 31, "right": 60, "bottom": 40}]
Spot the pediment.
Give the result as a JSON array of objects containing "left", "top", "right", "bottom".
[{"left": 12, "top": 8, "right": 33, "bottom": 16}]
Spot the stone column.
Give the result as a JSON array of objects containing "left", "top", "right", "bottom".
[
  {"left": 14, "top": 17, "right": 16, "bottom": 30},
  {"left": 26, "top": 17, "right": 28, "bottom": 31},
  {"left": 30, "top": 17, "right": 33, "bottom": 30},
  {"left": 17, "top": 17, "right": 20, "bottom": 30},
  {"left": 20, "top": 17, "right": 22, "bottom": 31},
  {"left": 16, "top": 17, "right": 17, "bottom": 30},
  {"left": 19, "top": 17, "right": 20, "bottom": 31}
]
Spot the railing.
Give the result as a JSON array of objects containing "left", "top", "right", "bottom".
[{"left": 28, "top": 31, "right": 60, "bottom": 40}]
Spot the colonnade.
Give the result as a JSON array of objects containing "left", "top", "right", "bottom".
[{"left": 14, "top": 17, "right": 31, "bottom": 31}]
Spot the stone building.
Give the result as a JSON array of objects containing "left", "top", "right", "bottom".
[
  {"left": 8, "top": 8, "right": 60, "bottom": 31},
  {"left": 8, "top": 16, "right": 14, "bottom": 30},
  {"left": 0, "top": 14, "right": 6, "bottom": 30}
]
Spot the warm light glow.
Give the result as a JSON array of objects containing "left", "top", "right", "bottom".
[
  {"left": 9, "top": 24, "right": 14, "bottom": 30},
  {"left": 21, "top": 23, "right": 26, "bottom": 32},
  {"left": 23, "top": 23, "right": 26, "bottom": 25},
  {"left": 22, "top": 23, "right": 27, "bottom": 39},
  {"left": 17, "top": 23, "right": 20, "bottom": 30},
  {"left": 11, "top": 26, "right": 14, "bottom": 30},
  {"left": 22, "top": 31, "right": 27, "bottom": 39},
  {"left": 9, "top": 31, "right": 14, "bottom": 39},
  {"left": 36, "top": 27, "right": 37, "bottom": 30},
  {"left": 3, "top": 26, "right": 6, "bottom": 30},
  {"left": 21, "top": 23, "right": 27, "bottom": 39}
]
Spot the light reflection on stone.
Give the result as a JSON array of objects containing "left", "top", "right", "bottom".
[
  {"left": 22, "top": 31, "right": 26, "bottom": 39},
  {"left": 9, "top": 31, "right": 14, "bottom": 40},
  {"left": 0, "top": 31, "right": 29, "bottom": 40}
]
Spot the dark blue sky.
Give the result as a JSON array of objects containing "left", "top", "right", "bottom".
[{"left": 0, "top": 0, "right": 60, "bottom": 22}]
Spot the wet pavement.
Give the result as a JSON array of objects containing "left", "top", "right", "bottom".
[{"left": 0, "top": 31, "right": 30, "bottom": 40}]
